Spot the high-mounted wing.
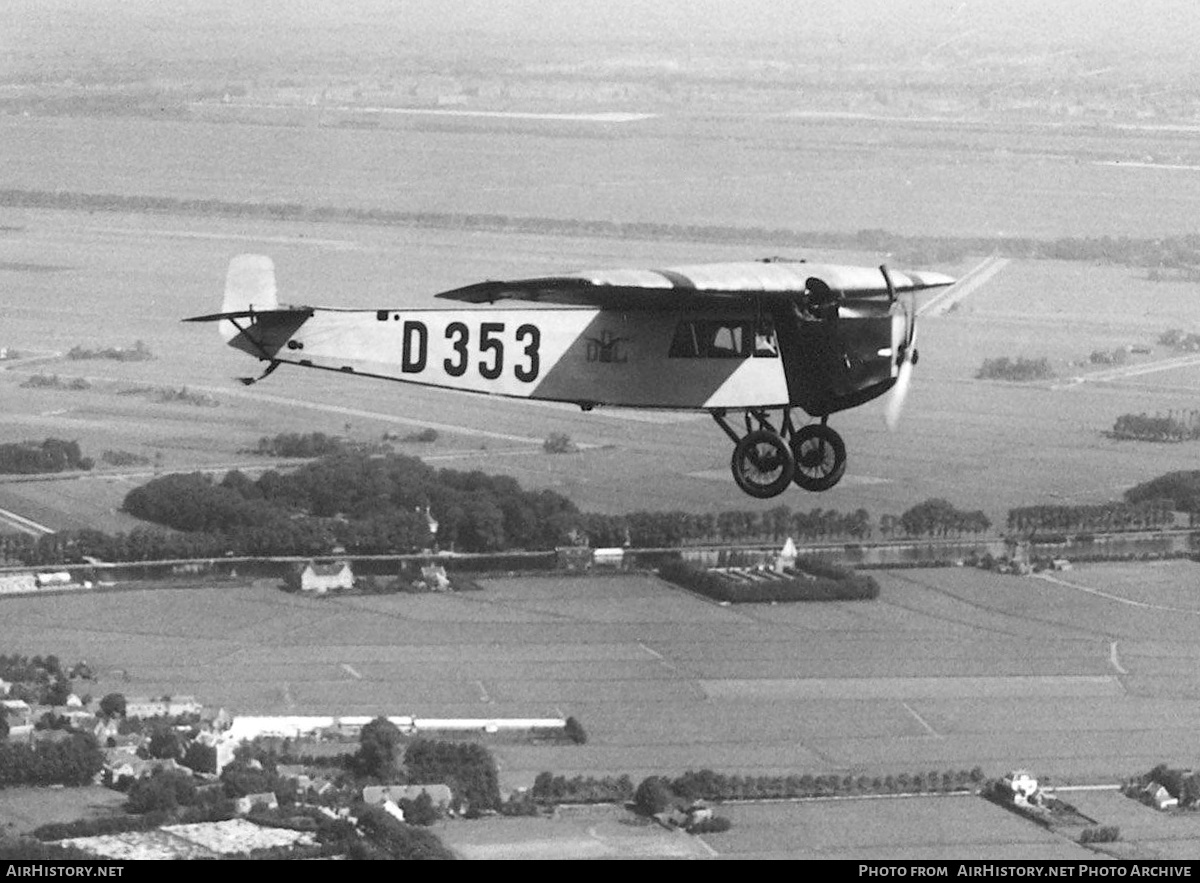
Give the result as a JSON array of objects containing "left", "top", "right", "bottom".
[{"left": 436, "top": 259, "right": 954, "bottom": 308}]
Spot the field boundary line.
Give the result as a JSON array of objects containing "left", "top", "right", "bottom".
[
  {"left": 0, "top": 505, "right": 55, "bottom": 536},
  {"left": 1034, "top": 571, "right": 1200, "bottom": 615},
  {"left": 919, "top": 255, "right": 1008, "bottom": 317}
]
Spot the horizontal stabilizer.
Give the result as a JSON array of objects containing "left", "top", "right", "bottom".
[{"left": 183, "top": 307, "right": 313, "bottom": 324}]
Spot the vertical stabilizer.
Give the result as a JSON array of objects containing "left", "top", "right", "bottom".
[{"left": 220, "top": 254, "right": 278, "bottom": 341}]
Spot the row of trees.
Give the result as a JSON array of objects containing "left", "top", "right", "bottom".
[
  {"left": 1006, "top": 500, "right": 1175, "bottom": 534},
  {"left": 581, "top": 506, "right": 874, "bottom": 547},
  {"left": 633, "top": 766, "right": 987, "bottom": 814},
  {"left": 4, "top": 188, "right": 1200, "bottom": 270}
]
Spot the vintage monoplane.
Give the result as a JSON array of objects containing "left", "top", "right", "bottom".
[{"left": 187, "top": 254, "right": 954, "bottom": 498}]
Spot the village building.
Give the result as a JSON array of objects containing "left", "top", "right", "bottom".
[
  {"left": 774, "top": 537, "right": 798, "bottom": 574},
  {"left": 103, "top": 750, "right": 186, "bottom": 786},
  {"left": 380, "top": 800, "right": 406, "bottom": 823},
  {"left": 234, "top": 792, "right": 280, "bottom": 815},
  {"left": 0, "top": 573, "right": 35, "bottom": 596},
  {"left": 1, "top": 699, "right": 33, "bottom": 739},
  {"left": 419, "top": 563, "right": 451, "bottom": 591},
  {"left": 124, "top": 696, "right": 203, "bottom": 719},
  {"left": 1000, "top": 770, "right": 1041, "bottom": 806},
  {"left": 1142, "top": 783, "right": 1179, "bottom": 811},
  {"left": 286, "top": 561, "right": 354, "bottom": 594}
]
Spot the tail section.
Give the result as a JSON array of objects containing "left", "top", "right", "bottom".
[
  {"left": 220, "top": 254, "right": 278, "bottom": 342},
  {"left": 183, "top": 255, "right": 312, "bottom": 372}
]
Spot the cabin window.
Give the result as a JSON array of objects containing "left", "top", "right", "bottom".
[{"left": 668, "top": 320, "right": 777, "bottom": 359}]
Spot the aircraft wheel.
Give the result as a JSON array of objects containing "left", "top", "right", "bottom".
[
  {"left": 731, "top": 429, "right": 796, "bottom": 499},
  {"left": 791, "top": 424, "right": 847, "bottom": 492}
]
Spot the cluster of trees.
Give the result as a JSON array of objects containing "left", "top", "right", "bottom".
[
  {"left": 1126, "top": 472, "right": 1200, "bottom": 513},
  {"left": 1111, "top": 411, "right": 1200, "bottom": 442},
  {"left": 1159, "top": 329, "right": 1200, "bottom": 351},
  {"left": 149, "top": 387, "right": 218, "bottom": 407},
  {"left": 976, "top": 357, "right": 1054, "bottom": 382},
  {"left": 404, "top": 740, "right": 501, "bottom": 814},
  {"left": 20, "top": 374, "right": 91, "bottom": 391},
  {"left": 543, "top": 433, "right": 577, "bottom": 454},
  {"left": 0, "top": 732, "right": 104, "bottom": 787},
  {"left": 0, "top": 438, "right": 92, "bottom": 474},
  {"left": 251, "top": 432, "right": 361, "bottom": 458},
  {"left": 353, "top": 804, "right": 456, "bottom": 860},
  {"left": 122, "top": 454, "right": 579, "bottom": 555},
  {"left": 0, "top": 654, "right": 75, "bottom": 706},
  {"left": 66, "top": 340, "right": 153, "bottom": 362},
  {"left": 351, "top": 719, "right": 502, "bottom": 814},
  {"left": 1135, "top": 764, "right": 1200, "bottom": 807},
  {"left": 1006, "top": 500, "right": 1175, "bottom": 534},
  {"left": 397, "top": 428, "right": 439, "bottom": 443},
  {"left": 1090, "top": 348, "right": 1129, "bottom": 366},
  {"left": 7, "top": 188, "right": 1200, "bottom": 271},
  {"left": 658, "top": 558, "right": 879, "bottom": 604},
  {"left": 889, "top": 498, "right": 992, "bottom": 538},
  {"left": 1079, "top": 826, "right": 1121, "bottom": 844}
]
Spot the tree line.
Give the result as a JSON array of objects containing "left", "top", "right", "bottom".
[
  {"left": 8, "top": 449, "right": 1200, "bottom": 568},
  {"left": 1007, "top": 500, "right": 1175, "bottom": 534},
  {"left": 3, "top": 187, "right": 1200, "bottom": 270}
]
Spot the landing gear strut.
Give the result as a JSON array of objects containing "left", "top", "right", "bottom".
[{"left": 713, "top": 409, "right": 847, "bottom": 499}]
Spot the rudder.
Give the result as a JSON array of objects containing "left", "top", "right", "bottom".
[{"left": 220, "top": 254, "right": 278, "bottom": 341}]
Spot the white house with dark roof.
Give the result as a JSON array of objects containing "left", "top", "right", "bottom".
[
  {"left": 287, "top": 561, "right": 354, "bottom": 594},
  {"left": 362, "top": 784, "right": 453, "bottom": 811}
]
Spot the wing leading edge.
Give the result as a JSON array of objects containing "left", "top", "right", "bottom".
[{"left": 435, "top": 260, "right": 955, "bottom": 308}]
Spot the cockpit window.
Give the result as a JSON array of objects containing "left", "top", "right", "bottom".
[{"left": 669, "top": 319, "right": 777, "bottom": 359}]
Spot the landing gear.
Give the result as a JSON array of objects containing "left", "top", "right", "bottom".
[
  {"left": 713, "top": 409, "right": 848, "bottom": 498},
  {"left": 731, "top": 429, "right": 795, "bottom": 499},
  {"left": 791, "top": 423, "right": 847, "bottom": 492}
]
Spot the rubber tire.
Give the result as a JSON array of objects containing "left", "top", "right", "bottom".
[
  {"left": 731, "top": 429, "right": 796, "bottom": 499},
  {"left": 791, "top": 424, "right": 847, "bottom": 492}
]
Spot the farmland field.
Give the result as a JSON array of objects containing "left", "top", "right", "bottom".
[
  {"left": 0, "top": 206, "right": 1199, "bottom": 529},
  {"left": 5, "top": 5, "right": 1200, "bottom": 863},
  {"left": 5, "top": 564, "right": 1200, "bottom": 856},
  {"left": 0, "top": 111, "right": 1199, "bottom": 531}
]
